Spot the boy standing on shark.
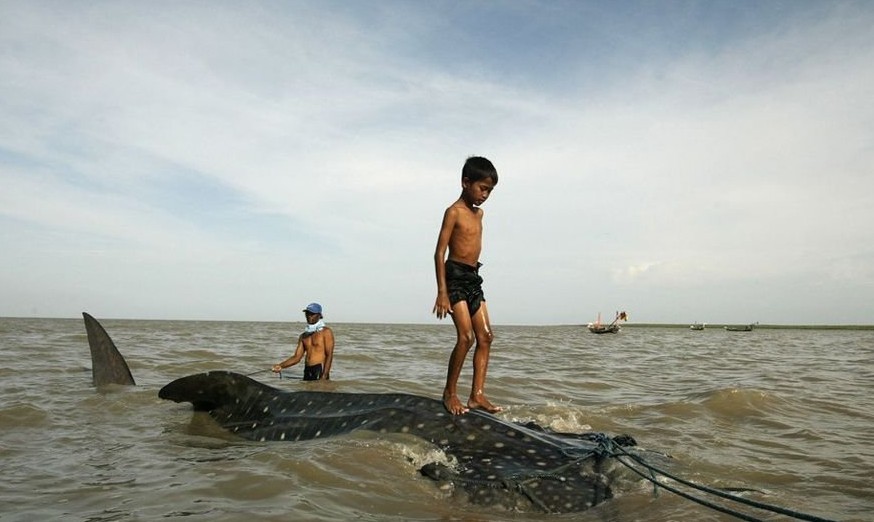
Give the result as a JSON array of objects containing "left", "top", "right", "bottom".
[{"left": 432, "top": 156, "right": 501, "bottom": 415}]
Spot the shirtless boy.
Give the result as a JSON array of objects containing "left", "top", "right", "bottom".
[
  {"left": 432, "top": 156, "right": 500, "bottom": 415},
  {"left": 273, "top": 302, "right": 334, "bottom": 381}
]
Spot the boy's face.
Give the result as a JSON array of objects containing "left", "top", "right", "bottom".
[{"left": 462, "top": 177, "right": 496, "bottom": 207}]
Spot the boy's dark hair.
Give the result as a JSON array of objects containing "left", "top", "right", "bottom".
[{"left": 462, "top": 156, "right": 498, "bottom": 184}]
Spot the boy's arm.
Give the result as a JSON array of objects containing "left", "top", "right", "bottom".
[
  {"left": 432, "top": 206, "right": 457, "bottom": 319},
  {"left": 273, "top": 336, "right": 305, "bottom": 372},
  {"left": 321, "top": 328, "right": 335, "bottom": 380}
]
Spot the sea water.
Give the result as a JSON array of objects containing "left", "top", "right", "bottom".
[{"left": 0, "top": 318, "right": 871, "bottom": 521}]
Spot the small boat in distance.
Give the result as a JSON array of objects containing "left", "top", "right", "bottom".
[
  {"left": 690, "top": 322, "right": 705, "bottom": 331},
  {"left": 588, "top": 311, "right": 627, "bottom": 334},
  {"left": 588, "top": 323, "right": 620, "bottom": 334},
  {"left": 725, "top": 323, "right": 756, "bottom": 332}
]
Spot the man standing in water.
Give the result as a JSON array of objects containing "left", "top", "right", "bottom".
[
  {"left": 432, "top": 156, "right": 501, "bottom": 415},
  {"left": 273, "top": 302, "right": 334, "bottom": 381}
]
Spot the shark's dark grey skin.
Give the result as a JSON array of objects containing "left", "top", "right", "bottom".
[
  {"left": 160, "top": 371, "right": 632, "bottom": 513},
  {"left": 82, "top": 312, "right": 135, "bottom": 386},
  {"left": 81, "top": 312, "right": 630, "bottom": 513}
]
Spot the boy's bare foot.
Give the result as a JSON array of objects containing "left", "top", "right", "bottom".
[
  {"left": 443, "top": 393, "right": 469, "bottom": 415},
  {"left": 468, "top": 395, "right": 502, "bottom": 414}
]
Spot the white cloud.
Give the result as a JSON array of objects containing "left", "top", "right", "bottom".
[{"left": 1, "top": 2, "right": 872, "bottom": 324}]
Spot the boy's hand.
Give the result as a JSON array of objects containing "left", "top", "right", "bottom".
[{"left": 433, "top": 295, "right": 452, "bottom": 319}]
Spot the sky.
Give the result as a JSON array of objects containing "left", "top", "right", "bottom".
[{"left": 1, "top": 1, "right": 872, "bottom": 325}]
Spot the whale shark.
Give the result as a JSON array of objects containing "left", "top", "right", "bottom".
[
  {"left": 82, "top": 312, "right": 634, "bottom": 513},
  {"left": 82, "top": 312, "right": 135, "bottom": 386},
  {"left": 159, "top": 370, "right": 635, "bottom": 513}
]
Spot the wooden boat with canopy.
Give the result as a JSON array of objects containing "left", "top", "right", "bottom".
[{"left": 587, "top": 311, "right": 627, "bottom": 334}]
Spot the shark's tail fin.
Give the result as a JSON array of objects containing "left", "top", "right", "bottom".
[{"left": 83, "top": 312, "right": 136, "bottom": 386}]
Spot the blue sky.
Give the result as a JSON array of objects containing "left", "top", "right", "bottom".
[{"left": 1, "top": 1, "right": 872, "bottom": 325}]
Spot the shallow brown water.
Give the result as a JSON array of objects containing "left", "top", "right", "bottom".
[{"left": 1, "top": 318, "right": 871, "bottom": 521}]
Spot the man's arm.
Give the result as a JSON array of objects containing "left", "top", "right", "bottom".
[
  {"left": 321, "top": 328, "right": 335, "bottom": 380},
  {"left": 273, "top": 336, "right": 305, "bottom": 372}
]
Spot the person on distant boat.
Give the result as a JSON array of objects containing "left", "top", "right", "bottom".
[
  {"left": 272, "top": 302, "right": 334, "bottom": 381},
  {"left": 432, "top": 156, "right": 501, "bottom": 415}
]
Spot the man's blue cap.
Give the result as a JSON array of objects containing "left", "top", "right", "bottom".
[{"left": 303, "top": 302, "right": 323, "bottom": 315}]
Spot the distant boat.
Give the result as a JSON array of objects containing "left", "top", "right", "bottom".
[
  {"left": 725, "top": 323, "right": 755, "bottom": 332},
  {"left": 587, "top": 311, "right": 627, "bottom": 334},
  {"left": 690, "top": 322, "right": 705, "bottom": 331},
  {"left": 588, "top": 323, "right": 621, "bottom": 334}
]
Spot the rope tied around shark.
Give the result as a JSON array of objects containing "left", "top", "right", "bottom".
[
  {"left": 160, "top": 373, "right": 836, "bottom": 518},
  {"left": 158, "top": 370, "right": 630, "bottom": 513},
  {"left": 419, "top": 430, "right": 628, "bottom": 512}
]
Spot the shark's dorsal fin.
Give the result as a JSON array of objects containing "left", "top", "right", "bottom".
[{"left": 82, "top": 312, "right": 136, "bottom": 386}]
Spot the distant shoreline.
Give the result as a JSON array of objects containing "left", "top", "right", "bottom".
[
  {"left": 620, "top": 323, "right": 874, "bottom": 331},
  {"left": 2, "top": 317, "right": 873, "bottom": 330}
]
